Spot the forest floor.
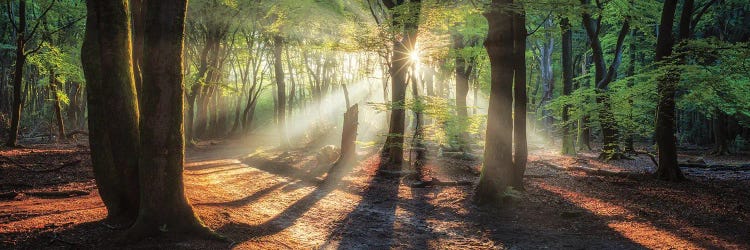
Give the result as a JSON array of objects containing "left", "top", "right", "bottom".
[{"left": 1, "top": 136, "right": 749, "bottom": 249}]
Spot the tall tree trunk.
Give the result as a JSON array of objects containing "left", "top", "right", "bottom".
[
  {"left": 475, "top": 0, "right": 516, "bottom": 205},
  {"left": 286, "top": 47, "right": 296, "bottom": 118},
  {"left": 7, "top": 0, "right": 26, "bottom": 147},
  {"left": 655, "top": 0, "right": 692, "bottom": 181},
  {"left": 381, "top": 0, "right": 421, "bottom": 168},
  {"left": 560, "top": 17, "right": 575, "bottom": 155},
  {"left": 581, "top": 0, "right": 629, "bottom": 159},
  {"left": 50, "top": 70, "right": 65, "bottom": 139},
  {"left": 512, "top": 8, "right": 527, "bottom": 189},
  {"left": 273, "top": 35, "right": 288, "bottom": 147},
  {"left": 538, "top": 19, "right": 555, "bottom": 136},
  {"left": 625, "top": 31, "right": 637, "bottom": 153},
  {"left": 130, "top": 0, "right": 145, "bottom": 101},
  {"left": 82, "top": 0, "right": 141, "bottom": 226},
  {"left": 126, "top": 0, "right": 218, "bottom": 239},
  {"left": 578, "top": 54, "right": 592, "bottom": 150},
  {"left": 453, "top": 32, "right": 471, "bottom": 151}
]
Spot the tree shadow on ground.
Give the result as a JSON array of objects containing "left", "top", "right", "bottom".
[{"left": 547, "top": 174, "right": 750, "bottom": 249}]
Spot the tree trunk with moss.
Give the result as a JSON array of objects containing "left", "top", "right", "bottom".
[
  {"left": 560, "top": 17, "right": 576, "bottom": 155},
  {"left": 655, "top": 0, "right": 690, "bottom": 181},
  {"left": 81, "top": 0, "right": 141, "bottom": 226},
  {"left": 49, "top": 70, "right": 66, "bottom": 139},
  {"left": 125, "top": 0, "right": 217, "bottom": 239},
  {"left": 475, "top": 0, "right": 516, "bottom": 205}
]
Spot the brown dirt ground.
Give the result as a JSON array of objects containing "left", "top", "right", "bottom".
[{"left": 1, "top": 139, "right": 749, "bottom": 249}]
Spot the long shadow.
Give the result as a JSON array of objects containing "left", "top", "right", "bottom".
[
  {"left": 195, "top": 182, "right": 288, "bottom": 207},
  {"left": 185, "top": 165, "right": 248, "bottom": 176},
  {"left": 321, "top": 164, "right": 401, "bottom": 249},
  {"left": 214, "top": 157, "right": 362, "bottom": 245},
  {"left": 185, "top": 162, "right": 240, "bottom": 171},
  {"left": 469, "top": 185, "right": 648, "bottom": 249},
  {"left": 560, "top": 176, "right": 750, "bottom": 249}
]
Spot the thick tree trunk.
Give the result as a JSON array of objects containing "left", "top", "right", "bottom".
[
  {"left": 512, "top": 9, "right": 527, "bottom": 189},
  {"left": 7, "top": 0, "right": 26, "bottom": 147},
  {"left": 82, "top": 0, "right": 141, "bottom": 226},
  {"left": 126, "top": 0, "right": 218, "bottom": 239},
  {"left": 655, "top": 0, "right": 689, "bottom": 181},
  {"left": 560, "top": 17, "right": 575, "bottom": 155},
  {"left": 130, "top": 0, "right": 145, "bottom": 101},
  {"left": 475, "top": 0, "right": 516, "bottom": 205}
]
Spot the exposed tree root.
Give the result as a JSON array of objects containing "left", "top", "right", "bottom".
[{"left": 631, "top": 151, "right": 658, "bottom": 167}]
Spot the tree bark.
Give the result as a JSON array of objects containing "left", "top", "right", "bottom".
[
  {"left": 453, "top": 32, "right": 472, "bottom": 151},
  {"left": 560, "top": 17, "right": 575, "bottom": 155},
  {"left": 49, "top": 70, "right": 65, "bottom": 139},
  {"left": 538, "top": 19, "right": 555, "bottom": 136},
  {"left": 81, "top": 0, "right": 141, "bottom": 226},
  {"left": 381, "top": 0, "right": 421, "bottom": 168},
  {"left": 7, "top": 0, "right": 26, "bottom": 147},
  {"left": 273, "top": 35, "right": 288, "bottom": 147},
  {"left": 126, "top": 0, "right": 218, "bottom": 239},
  {"left": 512, "top": 8, "right": 527, "bottom": 189},
  {"left": 475, "top": 0, "right": 516, "bottom": 205},
  {"left": 654, "top": 0, "right": 691, "bottom": 181},
  {"left": 581, "top": 0, "right": 630, "bottom": 159}
]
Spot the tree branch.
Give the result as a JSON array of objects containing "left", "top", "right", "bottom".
[{"left": 25, "top": 0, "right": 55, "bottom": 40}]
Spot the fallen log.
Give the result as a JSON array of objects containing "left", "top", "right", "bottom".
[
  {"left": 532, "top": 160, "right": 642, "bottom": 179},
  {"left": 25, "top": 190, "right": 89, "bottom": 198}
]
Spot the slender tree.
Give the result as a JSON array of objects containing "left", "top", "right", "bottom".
[
  {"left": 381, "top": 0, "right": 422, "bottom": 167},
  {"left": 560, "top": 17, "right": 575, "bottom": 155}
]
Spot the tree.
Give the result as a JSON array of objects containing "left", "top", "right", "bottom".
[
  {"left": 580, "top": 0, "right": 630, "bottom": 160},
  {"left": 273, "top": 35, "right": 289, "bottom": 148},
  {"left": 381, "top": 0, "right": 422, "bottom": 167},
  {"left": 654, "top": 0, "right": 697, "bottom": 181},
  {"left": 5, "top": 0, "right": 56, "bottom": 146},
  {"left": 560, "top": 17, "right": 575, "bottom": 155},
  {"left": 475, "top": 0, "right": 522, "bottom": 204},
  {"left": 512, "top": 3, "right": 527, "bottom": 189},
  {"left": 81, "top": 0, "right": 141, "bottom": 226},
  {"left": 125, "top": 0, "right": 218, "bottom": 238}
]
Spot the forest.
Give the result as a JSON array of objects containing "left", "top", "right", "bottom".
[{"left": 0, "top": 0, "right": 749, "bottom": 249}]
